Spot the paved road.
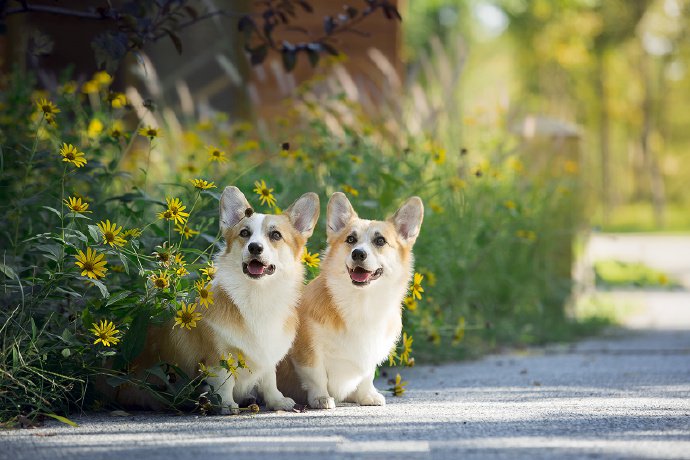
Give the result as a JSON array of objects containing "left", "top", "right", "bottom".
[{"left": 2, "top": 234, "right": 689, "bottom": 459}]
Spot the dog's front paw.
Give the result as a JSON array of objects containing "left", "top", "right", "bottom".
[
  {"left": 309, "top": 395, "right": 336, "bottom": 409},
  {"left": 220, "top": 402, "right": 240, "bottom": 415},
  {"left": 356, "top": 390, "right": 386, "bottom": 406},
  {"left": 266, "top": 396, "right": 296, "bottom": 411}
]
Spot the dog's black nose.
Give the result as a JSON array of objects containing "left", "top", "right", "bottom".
[
  {"left": 352, "top": 249, "right": 367, "bottom": 261},
  {"left": 248, "top": 242, "right": 263, "bottom": 255}
]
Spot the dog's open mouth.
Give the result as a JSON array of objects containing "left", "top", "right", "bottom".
[
  {"left": 348, "top": 266, "right": 383, "bottom": 286},
  {"left": 243, "top": 259, "right": 276, "bottom": 279}
]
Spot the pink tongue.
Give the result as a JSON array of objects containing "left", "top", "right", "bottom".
[
  {"left": 248, "top": 261, "right": 266, "bottom": 275},
  {"left": 350, "top": 269, "right": 371, "bottom": 283}
]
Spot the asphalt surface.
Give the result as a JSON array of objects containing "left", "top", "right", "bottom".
[{"left": 2, "top": 234, "right": 689, "bottom": 459}]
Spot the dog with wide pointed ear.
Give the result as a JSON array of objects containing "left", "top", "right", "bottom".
[
  {"left": 219, "top": 186, "right": 252, "bottom": 234},
  {"left": 284, "top": 192, "right": 320, "bottom": 240},
  {"left": 327, "top": 192, "right": 358, "bottom": 239},
  {"left": 388, "top": 196, "right": 424, "bottom": 246}
]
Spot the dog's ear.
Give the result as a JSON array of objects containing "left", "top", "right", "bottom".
[
  {"left": 220, "top": 186, "right": 252, "bottom": 233},
  {"left": 327, "top": 192, "right": 357, "bottom": 237},
  {"left": 285, "top": 192, "right": 320, "bottom": 238},
  {"left": 389, "top": 196, "right": 424, "bottom": 245}
]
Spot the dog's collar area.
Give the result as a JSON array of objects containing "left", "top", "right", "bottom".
[
  {"left": 348, "top": 266, "right": 383, "bottom": 286},
  {"left": 243, "top": 259, "right": 276, "bottom": 279}
]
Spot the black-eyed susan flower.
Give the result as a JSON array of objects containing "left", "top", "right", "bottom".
[
  {"left": 390, "top": 373, "right": 407, "bottom": 396},
  {"left": 90, "top": 320, "right": 120, "bottom": 347},
  {"left": 36, "top": 98, "right": 60, "bottom": 119},
  {"left": 174, "top": 301, "right": 202, "bottom": 330},
  {"left": 174, "top": 223, "right": 199, "bottom": 239},
  {"left": 410, "top": 273, "right": 424, "bottom": 300},
  {"left": 403, "top": 296, "right": 418, "bottom": 312},
  {"left": 301, "top": 250, "right": 320, "bottom": 268},
  {"left": 174, "top": 253, "right": 185, "bottom": 266},
  {"left": 75, "top": 247, "right": 107, "bottom": 279},
  {"left": 157, "top": 208, "right": 174, "bottom": 221},
  {"left": 97, "top": 220, "right": 126, "bottom": 247},
  {"left": 341, "top": 185, "right": 359, "bottom": 197},
  {"left": 81, "top": 80, "right": 99, "bottom": 94},
  {"left": 200, "top": 261, "right": 216, "bottom": 280},
  {"left": 516, "top": 229, "right": 537, "bottom": 241},
  {"left": 138, "top": 125, "right": 159, "bottom": 140},
  {"left": 195, "top": 280, "right": 214, "bottom": 308},
  {"left": 59, "top": 81, "right": 78, "bottom": 95},
  {"left": 123, "top": 228, "right": 141, "bottom": 238},
  {"left": 399, "top": 332, "right": 413, "bottom": 365},
  {"left": 64, "top": 196, "right": 91, "bottom": 214},
  {"left": 176, "top": 266, "right": 189, "bottom": 277},
  {"left": 220, "top": 352, "right": 242, "bottom": 377},
  {"left": 450, "top": 177, "right": 466, "bottom": 191},
  {"left": 149, "top": 271, "right": 170, "bottom": 290},
  {"left": 503, "top": 200, "right": 517, "bottom": 210},
  {"left": 153, "top": 242, "right": 174, "bottom": 267},
  {"left": 253, "top": 180, "right": 277, "bottom": 208},
  {"left": 165, "top": 197, "right": 190, "bottom": 225},
  {"left": 207, "top": 145, "right": 227, "bottom": 163},
  {"left": 109, "top": 120, "right": 126, "bottom": 139},
  {"left": 60, "top": 143, "right": 87, "bottom": 168},
  {"left": 189, "top": 178, "right": 216, "bottom": 190}
]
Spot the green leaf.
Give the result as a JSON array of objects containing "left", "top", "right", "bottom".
[
  {"left": 118, "top": 252, "right": 130, "bottom": 274},
  {"left": 118, "top": 309, "right": 150, "bottom": 365},
  {"left": 90, "top": 279, "right": 109, "bottom": 298},
  {"left": 105, "top": 290, "right": 132, "bottom": 307},
  {"left": 61, "top": 348, "right": 71, "bottom": 358},
  {"left": 42, "top": 206, "right": 62, "bottom": 218},
  {"left": 44, "top": 413, "right": 78, "bottom": 427},
  {"left": 0, "top": 263, "right": 17, "bottom": 279},
  {"left": 87, "top": 224, "right": 101, "bottom": 243}
]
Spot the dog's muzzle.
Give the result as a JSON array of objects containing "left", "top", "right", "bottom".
[{"left": 243, "top": 259, "right": 276, "bottom": 279}]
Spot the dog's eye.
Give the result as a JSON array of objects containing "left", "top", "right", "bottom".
[
  {"left": 239, "top": 228, "right": 250, "bottom": 238},
  {"left": 346, "top": 235, "right": 357, "bottom": 245},
  {"left": 374, "top": 236, "right": 386, "bottom": 247},
  {"left": 270, "top": 230, "right": 282, "bottom": 241}
]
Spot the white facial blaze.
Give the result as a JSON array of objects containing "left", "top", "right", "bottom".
[{"left": 243, "top": 214, "right": 268, "bottom": 261}]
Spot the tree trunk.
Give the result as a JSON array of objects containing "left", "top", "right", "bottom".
[{"left": 595, "top": 52, "right": 611, "bottom": 223}]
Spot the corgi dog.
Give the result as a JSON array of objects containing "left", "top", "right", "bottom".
[
  {"left": 278, "top": 192, "right": 423, "bottom": 409},
  {"left": 117, "top": 186, "right": 319, "bottom": 414}
]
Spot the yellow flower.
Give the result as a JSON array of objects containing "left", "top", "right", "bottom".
[
  {"left": 236, "top": 140, "right": 260, "bottom": 152},
  {"left": 564, "top": 160, "right": 579, "bottom": 175},
  {"left": 93, "top": 71, "right": 112, "bottom": 87},
  {"left": 410, "top": 272, "right": 424, "bottom": 300},
  {"left": 195, "top": 280, "right": 214, "bottom": 308},
  {"left": 87, "top": 119, "right": 104, "bottom": 138},
  {"left": 109, "top": 120, "right": 125, "bottom": 139},
  {"left": 175, "top": 223, "right": 199, "bottom": 239},
  {"left": 97, "top": 220, "right": 126, "bottom": 247},
  {"left": 123, "top": 228, "right": 141, "bottom": 238},
  {"left": 388, "top": 348, "right": 398, "bottom": 367},
  {"left": 450, "top": 177, "right": 466, "bottom": 191},
  {"left": 198, "top": 362, "right": 217, "bottom": 377},
  {"left": 207, "top": 145, "right": 227, "bottom": 163},
  {"left": 349, "top": 154, "right": 363, "bottom": 164},
  {"left": 273, "top": 206, "right": 282, "bottom": 215},
  {"left": 174, "top": 301, "right": 202, "bottom": 330},
  {"left": 390, "top": 373, "right": 407, "bottom": 397},
  {"left": 452, "top": 317, "right": 466, "bottom": 345},
  {"left": 157, "top": 209, "right": 174, "bottom": 221},
  {"left": 176, "top": 266, "right": 189, "bottom": 277},
  {"left": 149, "top": 271, "right": 170, "bottom": 290},
  {"left": 109, "top": 92, "right": 127, "bottom": 108},
  {"left": 516, "top": 230, "right": 537, "bottom": 241},
  {"left": 432, "top": 147, "right": 446, "bottom": 165},
  {"left": 165, "top": 197, "right": 190, "bottom": 225},
  {"left": 399, "top": 332, "right": 413, "bottom": 365},
  {"left": 220, "top": 352, "right": 239, "bottom": 377},
  {"left": 64, "top": 196, "right": 91, "bottom": 214},
  {"left": 90, "top": 320, "right": 120, "bottom": 347},
  {"left": 59, "top": 143, "right": 87, "bottom": 167},
  {"left": 59, "top": 81, "right": 78, "bottom": 95},
  {"left": 430, "top": 202, "right": 444, "bottom": 214},
  {"left": 81, "top": 80, "right": 99, "bottom": 94},
  {"left": 236, "top": 352, "right": 248, "bottom": 369},
  {"left": 503, "top": 200, "right": 517, "bottom": 210},
  {"left": 506, "top": 156, "right": 524, "bottom": 174},
  {"left": 302, "top": 250, "right": 320, "bottom": 268},
  {"left": 36, "top": 98, "right": 60, "bottom": 118},
  {"left": 403, "top": 296, "right": 418, "bottom": 312},
  {"left": 253, "top": 180, "right": 277, "bottom": 208},
  {"left": 341, "top": 185, "right": 359, "bottom": 197},
  {"left": 174, "top": 253, "right": 185, "bottom": 266},
  {"left": 200, "top": 262, "right": 216, "bottom": 280},
  {"left": 138, "top": 125, "right": 159, "bottom": 140},
  {"left": 75, "top": 247, "right": 107, "bottom": 279},
  {"left": 189, "top": 178, "right": 216, "bottom": 190},
  {"left": 153, "top": 243, "right": 173, "bottom": 267}
]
